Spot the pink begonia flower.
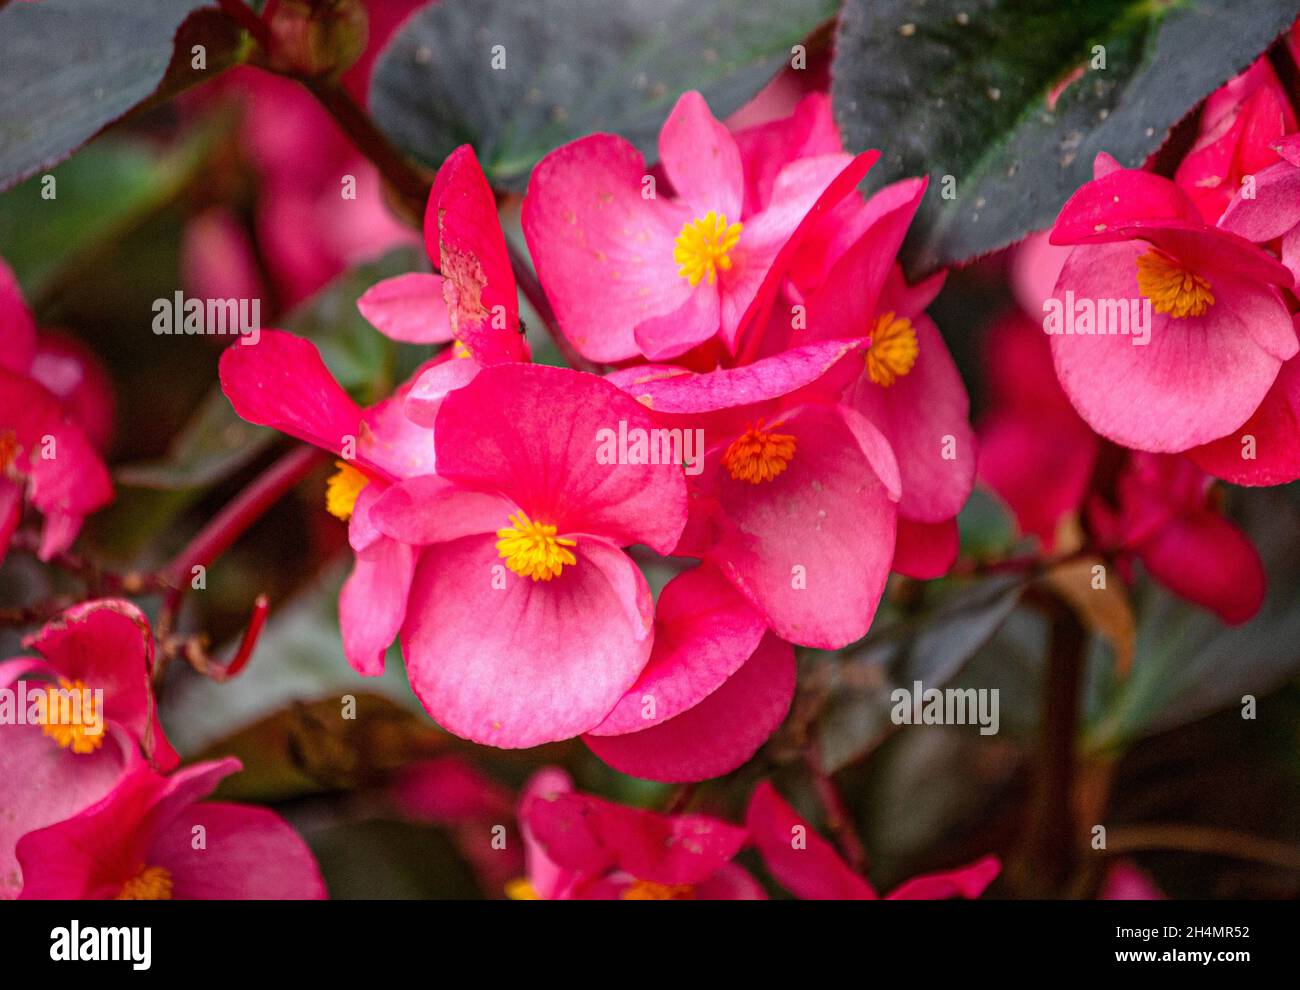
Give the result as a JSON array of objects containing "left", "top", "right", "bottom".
[
  {"left": 1011, "top": 230, "right": 1071, "bottom": 319},
  {"left": 507, "top": 768, "right": 763, "bottom": 900},
  {"left": 359, "top": 144, "right": 530, "bottom": 366},
  {"left": 522, "top": 90, "right": 877, "bottom": 363},
  {"left": 0, "top": 600, "right": 179, "bottom": 897},
  {"left": 607, "top": 339, "right": 900, "bottom": 649},
  {"left": 1047, "top": 153, "right": 1296, "bottom": 452},
  {"left": 977, "top": 313, "right": 1099, "bottom": 550},
  {"left": 220, "top": 330, "right": 439, "bottom": 674},
  {"left": 17, "top": 757, "right": 325, "bottom": 900},
  {"left": 583, "top": 563, "right": 795, "bottom": 782},
  {"left": 1088, "top": 452, "right": 1265, "bottom": 625},
  {"left": 0, "top": 259, "right": 113, "bottom": 563},
  {"left": 387, "top": 756, "right": 524, "bottom": 895},
  {"left": 371, "top": 363, "right": 687, "bottom": 748},
  {"left": 746, "top": 780, "right": 999, "bottom": 900},
  {"left": 1173, "top": 57, "right": 1296, "bottom": 224}
]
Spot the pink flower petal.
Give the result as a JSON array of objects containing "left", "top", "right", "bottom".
[
  {"left": 658, "top": 91, "right": 743, "bottom": 219},
  {"left": 357, "top": 272, "right": 454, "bottom": 343}
]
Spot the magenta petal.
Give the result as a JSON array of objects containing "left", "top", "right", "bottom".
[
  {"left": 584, "top": 632, "right": 794, "bottom": 782},
  {"left": 403, "top": 358, "right": 481, "bottom": 428},
  {"left": 29, "top": 332, "right": 116, "bottom": 452},
  {"left": 370, "top": 475, "right": 515, "bottom": 545},
  {"left": 711, "top": 403, "right": 897, "bottom": 649},
  {"left": 148, "top": 802, "right": 326, "bottom": 899},
  {"left": 746, "top": 780, "right": 877, "bottom": 899},
  {"left": 633, "top": 283, "right": 721, "bottom": 360},
  {"left": 433, "top": 363, "right": 688, "bottom": 553},
  {"left": 885, "top": 855, "right": 1000, "bottom": 899},
  {"left": 529, "top": 793, "right": 747, "bottom": 886},
  {"left": 1050, "top": 241, "right": 1292, "bottom": 451},
  {"left": 1051, "top": 166, "right": 1199, "bottom": 245},
  {"left": 339, "top": 533, "right": 414, "bottom": 677},
  {"left": 401, "top": 534, "right": 653, "bottom": 747},
  {"left": 0, "top": 723, "right": 135, "bottom": 899},
  {"left": 892, "top": 516, "right": 959, "bottom": 579},
  {"left": 1189, "top": 351, "right": 1300, "bottom": 485},
  {"left": 357, "top": 272, "right": 454, "bottom": 343},
  {"left": 0, "top": 257, "right": 36, "bottom": 373},
  {"left": 523, "top": 134, "right": 693, "bottom": 363},
  {"left": 219, "top": 329, "right": 363, "bottom": 458},
  {"left": 658, "top": 91, "right": 743, "bottom": 219},
  {"left": 1135, "top": 504, "right": 1265, "bottom": 625},
  {"left": 426, "top": 145, "right": 525, "bottom": 365},
  {"left": 589, "top": 563, "right": 766, "bottom": 735}
]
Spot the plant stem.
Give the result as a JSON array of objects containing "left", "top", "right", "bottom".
[
  {"left": 1104, "top": 824, "right": 1300, "bottom": 872},
  {"left": 806, "top": 751, "right": 867, "bottom": 873},
  {"left": 1018, "top": 603, "right": 1088, "bottom": 896}
]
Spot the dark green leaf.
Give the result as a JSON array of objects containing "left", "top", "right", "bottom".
[
  {"left": 371, "top": 0, "right": 837, "bottom": 190},
  {"left": 0, "top": 0, "right": 242, "bottom": 191},
  {"left": 832, "top": 0, "right": 1300, "bottom": 275}
]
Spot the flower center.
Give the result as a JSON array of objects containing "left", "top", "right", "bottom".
[
  {"left": 496, "top": 511, "right": 577, "bottom": 582},
  {"left": 621, "top": 880, "right": 696, "bottom": 900},
  {"left": 452, "top": 339, "right": 472, "bottom": 359},
  {"left": 39, "top": 677, "right": 103, "bottom": 754},
  {"left": 1135, "top": 249, "right": 1214, "bottom": 318},
  {"left": 673, "top": 211, "right": 743, "bottom": 287},
  {"left": 504, "top": 878, "right": 541, "bottom": 900},
  {"left": 325, "top": 461, "right": 370, "bottom": 521},
  {"left": 866, "top": 313, "right": 918, "bottom": 387},
  {"left": 116, "top": 865, "right": 174, "bottom": 901},
  {"left": 722, "top": 421, "right": 797, "bottom": 484}
]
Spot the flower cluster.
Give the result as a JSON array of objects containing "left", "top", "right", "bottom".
[
  {"left": 1, "top": 601, "right": 325, "bottom": 899},
  {"left": 223, "top": 91, "right": 976, "bottom": 781}
]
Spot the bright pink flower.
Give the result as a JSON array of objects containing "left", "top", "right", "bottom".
[
  {"left": 510, "top": 768, "right": 763, "bottom": 900},
  {"left": 522, "top": 90, "right": 877, "bottom": 362},
  {"left": 977, "top": 313, "right": 1099, "bottom": 550},
  {"left": 371, "top": 363, "right": 688, "bottom": 747},
  {"left": 607, "top": 340, "right": 898, "bottom": 649},
  {"left": 1100, "top": 859, "right": 1165, "bottom": 900},
  {"left": 1173, "top": 57, "right": 1296, "bottom": 224},
  {"left": 220, "top": 330, "right": 438, "bottom": 674},
  {"left": 359, "top": 145, "right": 529, "bottom": 366},
  {"left": 746, "top": 780, "right": 999, "bottom": 900},
  {"left": 0, "top": 601, "right": 179, "bottom": 897},
  {"left": 1047, "top": 154, "right": 1296, "bottom": 452},
  {"left": 0, "top": 259, "right": 113, "bottom": 563},
  {"left": 1088, "top": 452, "right": 1265, "bottom": 624},
  {"left": 16, "top": 758, "right": 325, "bottom": 899},
  {"left": 583, "top": 563, "right": 794, "bottom": 782}
]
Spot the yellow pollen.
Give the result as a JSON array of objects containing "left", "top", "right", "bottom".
[
  {"left": 452, "top": 339, "right": 472, "bottom": 359},
  {"left": 325, "top": 461, "right": 370, "bottom": 521},
  {"left": 116, "top": 865, "right": 173, "bottom": 900},
  {"left": 722, "top": 420, "right": 797, "bottom": 484},
  {"left": 866, "top": 312, "right": 919, "bottom": 387},
  {"left": 621, "top": 880, "right": 697, "bottom": 900},
  {"left": 1135, "top": 249, "right": 1214, "bottom": 318},
  {"left": 504, "top": 878, "right": 541, "bottom": 900},
  {"left": 39, "top": 677, "right": 103, "bottom": 755},
  {"left": 495, "top": 510, "right": 577, "bottom": 582},
  {"left": 673, "top": 211, "right": 743, "bottom": 286}
]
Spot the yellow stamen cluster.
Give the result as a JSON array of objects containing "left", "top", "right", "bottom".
[
  {"left": 325, "top": 461, "right": 370, "bottom": 521},
  {"left": 1135, "top": 249, "right": 1214, "bottom": 318},
  {"left": 866, "top": 312, "right": 919, "bottom": 387},
  {"left": 722, "top": 421, "right": 797, "bottom": 484},
  {"left": 504, "top": 878, "right": 541, "bottom": 900},
  {"left": 39, "top": 677, "right": 103, "bottom": 755},
  {"left": 496, "top": 511, "right": 577, "bottom": 582},
  {"left": 673, "top": 211, "right": 743, "bottom": 286},
  {"left": 116, "top": 865, "right": 174, "bottom": 900}
]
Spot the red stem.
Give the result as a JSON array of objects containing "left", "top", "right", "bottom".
[{"left": 806, "top": 753, "right": 867, "bottom": 873}]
